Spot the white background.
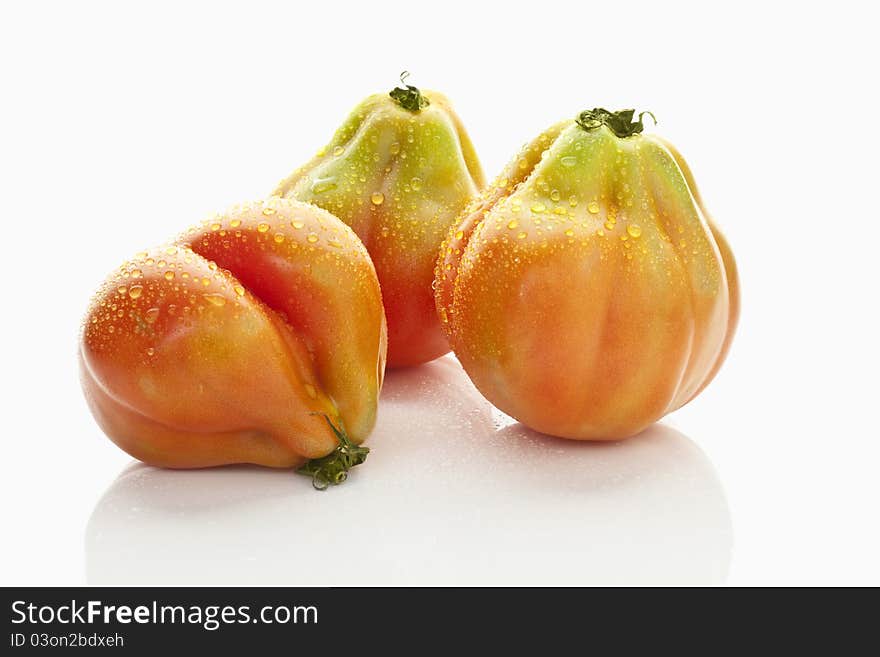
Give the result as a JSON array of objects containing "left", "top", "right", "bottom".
[{"left": 1, "top": 0, "right": 878, "bottom": 585}]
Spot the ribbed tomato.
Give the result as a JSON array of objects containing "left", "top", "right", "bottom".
[{"left": 435, "top": 109, "right": 739, "bottom": 439}]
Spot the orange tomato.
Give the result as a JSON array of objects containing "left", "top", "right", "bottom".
[
  {"left": 273, "top": 75, "right": 484, "bottom": 367},
  {"left": 80, "top": 198, "right": 386, "bottom": 486},
  {"left": 435, "top": 109, "right": 739, "bottom": 440}
]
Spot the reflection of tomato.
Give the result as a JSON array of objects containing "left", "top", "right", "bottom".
[
  {"left": 436, "top": 109, "right": 739, "bottom": 440},
  {"left": 273, "top": 75, "right": 484, "bottom": 367},
  {"left": 80, "top": 199, "right": 386, "bottom": 486}
]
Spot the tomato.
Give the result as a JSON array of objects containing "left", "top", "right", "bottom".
[
  {"left": 435, "top": 109, "right": 739, "bottom": 440},
  {"left": 273, "top": 73, "right": 484, "bottom": 367},
  {"left": 80, "top": 198, "right": 386, "bottom": 487}
]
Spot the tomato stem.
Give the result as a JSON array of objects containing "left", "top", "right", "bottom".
[
  {"left": 389, "top": 71, "right": 429, "bottom": 112},
  {"left": 575, "top": 108, "right": 656, "bottom": 137},
  {"left": 296, "top": 414, "right": 369, "bottom": 490}
]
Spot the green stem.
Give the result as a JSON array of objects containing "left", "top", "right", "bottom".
[
  {"left": 296, "top": 414, "right": 369, "bottom": 490},
  {"left": 389, "top": 71, "right": 429, "bottom": 112},
  {"left": 575, "top": 108, "right": 656, "bottom": 137}
]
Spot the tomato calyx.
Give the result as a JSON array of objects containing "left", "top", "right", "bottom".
[
  {"left": 296, "top": 414, "right": 370, "bottom": 490},
  {"left": 575, "top": 108, "right": 656, "bottom": 138},
  {"left": 389, "top": 71, "right": 429, "bottom": 112}
]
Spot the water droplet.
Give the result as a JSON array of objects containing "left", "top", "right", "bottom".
[
  {"left": 411, "top": 177, "right": 422, "bottom": 191},
  {"left": 130, "top": 269, "right": 142, "bottom": 279},
  {"left": 332, "top": 145, "right": 344, "bottom": 156},
  {"left": 389, "top": 142, "right": 401, "bottom": 155},
  {"left": 517, "top": 231, "right": 527, "bottom": 239},
  {"left": 262, "top": 206, "right": 276, "bottom": 216},
  {"left": 627, "top": 224, "right": 642, "bottom": 238},
  {"left": 144, "top": 308, "right": 160, "bottom": 323},
  {"left": 203, "top": 293, "right": 226, "bottom": 307},
  {"left": 146, "top": 347, "right": 155, "bottom": 356},
  {"left": 233, "top": 284, "right": 245, "bottom": 296},
  {"left": 565, "top": 228, "right": 575, "bottom": 237},
  {"left": 291, "top": 220, "right": 304, "bottom": 229},
  {"left": 588, "top": 201, "right": 600, "bottom": 214},
  {"left": 371, "top": 192, "right": 385, "bottom": 205},
  {"left": 165, "top": 246, "right": 178, "bottom": 256},
  {"left": 518, "top": 158, "right": 529, "bottom": 170},
  {"left": 507, "top": 219, "right": 519, "bottom": 230},
  {"left": 274, "top": 233, "right": 285, "bottom": 243},
  {"left": 164, "top": 271, "right": 175, "bottom": 281},
  {"left": 550, "top": 190, "right": 561, "bottom": 202},
  {"left": 560, "top": 156, "right": 577, "bottom": 167},
  {"left": 128, "top": 285, "right": 143, "bottom": 299},
  {"left": 210, "top": 222, "right": 221, "bottom": 231},
  {"left": 604, "top": 220, "right": 615, "bottom": 231},
  {"left": 310, "top": 177, "right": 337, "bottom": 194},
  {"left": 530, "top": 203, "right": 546, "bottom": 213},
  {"left": 116, "top": 286, "right": 127, "bottom": 295},
  {"left": 307, "top": 233, "right": 319, "bottom": 243},
  {"left": 257, "top": 222, "right": 270, "bottom": 233},
  {"left": 455, "top": 230, "right": 464, "bottom": 240},
  {"left": 230, "top": 219, "right": 241, "bottom": 228}
]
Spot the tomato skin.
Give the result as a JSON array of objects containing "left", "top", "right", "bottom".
[
  {"left": 435, "top": 121, "right": 739, "bottom": 440},
  {"left": 80, "top": 198, "right": 386, "bottom": 468},
  {"left": 273, "top": 88, "right": 484, "bottom": 368},
  {"left": 654, "top": 136, "right": 740, "bottom": 404}
]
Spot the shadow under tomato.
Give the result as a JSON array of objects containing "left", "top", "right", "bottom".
[{"left": 86, "top": 356, "right": 732, "bottom": 585}]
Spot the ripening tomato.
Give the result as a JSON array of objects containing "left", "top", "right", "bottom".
[
  {"left": 435, "top": 109, "right": 739, "bottom": 440},
  {"left": 273, "top": 73, "right": 484, "bottom": 367},
  {"left": 80, "top": 198, "right": 387, "bottom": 487}
]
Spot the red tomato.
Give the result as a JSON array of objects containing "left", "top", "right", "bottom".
[
  {"left": 435, "top": 110, "right": 739, "bottom": 440},
  {"left": 80, "top": 198, "right": 386, "bottom": 487}
]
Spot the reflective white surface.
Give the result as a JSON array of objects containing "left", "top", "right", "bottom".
[{"left": 87, "top": 358, "right": 731, "bottom": 585}]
